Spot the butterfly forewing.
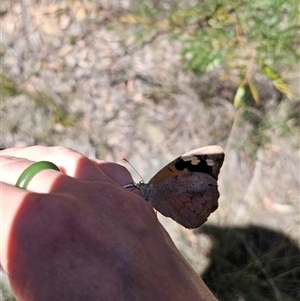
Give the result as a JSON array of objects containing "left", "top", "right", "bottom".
[{"left": 148, "top": 145, "right": 224, "bottom": 184}]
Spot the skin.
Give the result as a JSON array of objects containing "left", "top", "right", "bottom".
[{"left": 0, "top": 146, "right": 217, "bottom": 301}]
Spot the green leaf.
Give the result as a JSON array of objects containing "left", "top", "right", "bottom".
[
  {"left": 233, "top": 84, "right": 246, "bottom": 108},
  {"left": 261, "top": 63, "right": 292, "bottom": 98}
]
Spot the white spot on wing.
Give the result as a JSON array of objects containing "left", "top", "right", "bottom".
[
  {"left": 182, "top": 155, "right": 197, "bottom": 161},
  {"left": 206, "top": 159, "right": 215, "bottom": 166},
  {"left": 181, "top": 155, "right": 200, "bottom": 165},
  {"left": 191, "top": 159, "right": 200, "bottom": 165}
]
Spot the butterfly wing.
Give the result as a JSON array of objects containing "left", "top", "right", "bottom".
[
  {"left": 141, "top": 172, "right": 219, "bottom": 228},
  {"left": 139, "top": 145, "right": 224, "bottom": 228},
  {"left": 148, "top": 145, "right": 224, "bottom": 184}
]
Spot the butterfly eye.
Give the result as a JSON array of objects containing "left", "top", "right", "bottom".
[{"left": 203, "top": 155, "right": 208, "bottom": 160}]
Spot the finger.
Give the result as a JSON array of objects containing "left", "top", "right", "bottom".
[
  {"left": 0, "top": 156, "right": 76, "bottom": 193},
  {"left": 92, "top": 160, "right": 134, "bottom": 186},
  {"left": 1, "top": 182, "right": 31, "bottom": 271},
  {"left": 0, "top": 155, "right": 137, "bottom": 197},
  {"left": 1, "top": 146, "right": 111, "bottom": 182},
  {"left": 92, "top": 160, "right": 142, "bottom": 197}
]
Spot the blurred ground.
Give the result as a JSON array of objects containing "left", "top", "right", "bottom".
[{"left": 1, "top": 1, "right": 299, "bottom": 300}]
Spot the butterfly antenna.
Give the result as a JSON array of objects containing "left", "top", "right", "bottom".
[{"left": 122, "top": 158, "right": 144, "bottom": 183}]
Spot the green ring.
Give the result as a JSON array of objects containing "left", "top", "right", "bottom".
[{"left": 15, "top": 161, "right": 60, "bottom": 189}]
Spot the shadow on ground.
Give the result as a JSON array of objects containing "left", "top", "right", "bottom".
[{"left": 197, "top": 225, "right": 300, "bottom": 301}]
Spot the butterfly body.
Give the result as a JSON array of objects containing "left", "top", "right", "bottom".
[{"left": 133, "top": 145, "right": 224, "bottom": 229}]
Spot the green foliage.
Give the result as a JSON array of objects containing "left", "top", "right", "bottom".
[
  {"left": 0, "top": 74, "right": 23, "bottom": 98},
  {"left": 169, "top": 0, "right": 299, "bottom": 102},
  {"left": 136, "top": 1, "right": 158, "bottom": 19},
  {"left": 261, "top": 62, "right": 293, "bottom": 98},
  {"left": 32, "top": 92, "right": 82, "bottom": 127},
  {"left": 201, "top": 225, "right": 300, "bottom": 301},
  {"left": 128, "top": 0, "right": 298, "bottom": 104},
  {"left": 69, "top": 35, "right": 77, "bottom": 45},
  {"left": 1, "top": 277, "right": 18, "bottom": 301}
]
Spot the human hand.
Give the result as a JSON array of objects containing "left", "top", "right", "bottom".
[{"left": 0, "top": 146, "right": 217, "bottom": 301}]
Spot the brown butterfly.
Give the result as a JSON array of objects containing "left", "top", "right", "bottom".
[{"left": 125, "top": 145, "right": 225, "bottom": 229}]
